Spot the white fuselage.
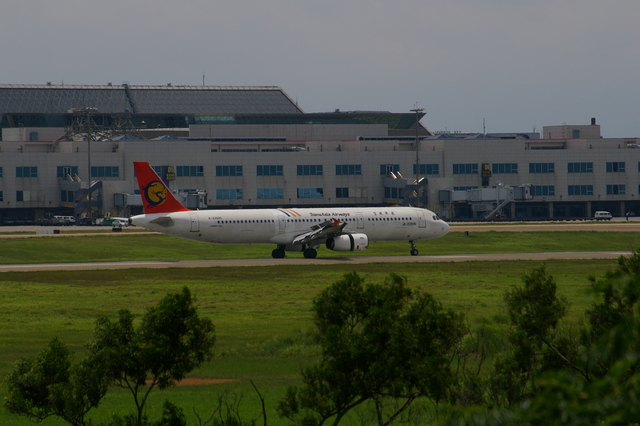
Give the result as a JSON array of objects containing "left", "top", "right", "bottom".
[{"left": 131, "top": 206, "right": 449, "bottom": 248}]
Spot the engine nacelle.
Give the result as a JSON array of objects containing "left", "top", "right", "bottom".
[{"left": 326, "top": 233, "right": 369, "bottom": 252}]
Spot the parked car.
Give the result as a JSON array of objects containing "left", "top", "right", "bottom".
[{"left": 110, "top": 218, "right": 130, "bottom": 227}]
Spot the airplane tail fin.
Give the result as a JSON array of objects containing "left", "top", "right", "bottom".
[{"left": 133, "top": 162, "right": 190, "bottom": 214}]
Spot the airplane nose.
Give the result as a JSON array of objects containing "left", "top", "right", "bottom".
[{"left": 440, "top": 221, "right": 450, "bottom": 236}]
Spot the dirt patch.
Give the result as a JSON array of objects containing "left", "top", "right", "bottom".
[
  {"left": 177, "top": 378, "right": 237, "bottom": 386},
  {"left": 146, "top": 378, "right": 237, "bottom": 386}
]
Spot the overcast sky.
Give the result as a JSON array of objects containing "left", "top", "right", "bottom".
[{"left": 2, "top": 1, "right": 639, "bottom": 137}]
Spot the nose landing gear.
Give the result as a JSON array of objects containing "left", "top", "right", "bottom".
[{"left": 409, "top": 240, "right": 419, "bottom": 256}]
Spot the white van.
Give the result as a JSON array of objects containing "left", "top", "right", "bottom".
[
  {"left": 53, "top": 215, "right": 76, "bottom": 225},
  {"left": 594, "top": 211, "right": 612, "bottom": 221}
]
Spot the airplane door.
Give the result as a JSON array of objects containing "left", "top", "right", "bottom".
[
  {"left": 278, "top": 215, "right": 286, "bottom": 233},
  {"left": 189, "top": 213, "right": 199, "bottom": 232},
  {"left": 416, "top": 210, "right": 427, "bottom": 228},
  {"left": 356, "top": 214, "right": 364, "bottom": 229}
]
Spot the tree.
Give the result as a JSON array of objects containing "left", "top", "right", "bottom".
[
  {"left": 89, "top": 286, "right": 216, "bottom": 426},
  {"left": 277, "top": 272, "right": 466, "bottom": 426},
  {"left": 504, "top": 266, "right": 568, "bottom": 344},
  {"left": 4, "top": 338, "right": 109, "bottom": 426},
  {"left": 5, "top": 286, "right": 215, "bottom": 426},
  {"left": 487, "top": 265, "right": 571, "bottom": 406},
  {"left": 457, "top": 251, "right": 640, "bottom": 425},
  {"left": 459, "top": 274, "right": 640, "bottom": 426},
  {"left": 582, "top": 251, "right": 640, "bottom": 348}
]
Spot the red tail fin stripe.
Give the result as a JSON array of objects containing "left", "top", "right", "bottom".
[{"left": 133, "top": 162, "right": 190, "bottom": 214}]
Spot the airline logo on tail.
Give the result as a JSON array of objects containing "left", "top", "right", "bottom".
[
  {"left": 142, "top": 180, "right": 169, "bottom": 208},
  {"left": 133, "top": 162, "right": 190, "bottom": 214}
]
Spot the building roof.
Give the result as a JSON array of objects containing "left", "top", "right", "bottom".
[
  {"left": 0, "top": 84, "right": 427, "bottom": 135},
  {"left": 0, "top": 84, "right": 304, "bottom": 115}
]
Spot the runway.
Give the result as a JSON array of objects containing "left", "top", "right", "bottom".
[{"left": 0, "top": 251, "right": 630, "bottom": 272}]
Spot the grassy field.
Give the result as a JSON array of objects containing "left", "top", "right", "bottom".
[
  {"left": 0, "top": 230, "right": 639, "bottom": 263},
  {"left": 0, "top": 231, "right": 637, "bottom": 425}
]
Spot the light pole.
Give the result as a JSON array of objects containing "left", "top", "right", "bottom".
[
  {"left": 411, "top": 107, "right": 424, "bottom": 207},
  {"left": 77, "top": 108, "right": 98, "bottom": 223}
]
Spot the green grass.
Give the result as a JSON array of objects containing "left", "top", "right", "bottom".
[
  {"left": 0, "top": 231, "right": 637, "bottom": 425},
  {"left": 0, "top": 258, "right": 621, "bottom": 426},
  {"left": 0, "top": 230, "right": 639, "bottom": 264}
]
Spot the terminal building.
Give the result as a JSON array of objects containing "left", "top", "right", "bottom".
[{"left": 1, "top": 83, "right": 639, "bottom": 223}]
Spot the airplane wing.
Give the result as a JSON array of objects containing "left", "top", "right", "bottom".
[{"left": 292, "top": 218, "right": 346, "bottom": 246}]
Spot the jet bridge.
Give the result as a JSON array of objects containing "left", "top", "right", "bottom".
[
  {"left": 440, "top": 183, "right": 532, "bottom": 219},
  {"left": 382, "top": 173, "right": 429, "bottom": 206}
]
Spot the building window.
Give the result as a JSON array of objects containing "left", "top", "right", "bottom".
[
  {"left": 91, "top": 166, "right": 119, "bottom": 178},
  {"left": 572, "top": 129, "right": 580, "bottom": 138},
  {"left": 16, "top": 166, "right": 38, "bottom": 177},
  {"left": 568, "top": 185, "right": 593, "bottom": 196},
  {"left": 0, "top": 167, "right": 4, "bottom": 178},
  {"left": 216, "top": 165, "right": 243, "bottom": 176},
  {"left": 529, "top": 163, "right": 555, "bottom": 173},
  {"left": 606, "top": 162, "right": 625, "bottom": 173},
  {"left": 384, "top": 187, "right": 403, "bottom": 199},
  {"left": 380, "top": 164, "right": 400, "bottom": 175},
  {"left": 297, "top": 165, "right": 323, "bottom": 176},
  {"left": 531, "top": 185, "right": 555, "bottom": 196},
  {"left": 177, "top": 166, "right": 204, "bottom": 177},
  {"left": 57, "top": 166, "right": 78, "bottom": 178},
  {"left": 492, "top": 163, "right": 518, "bottom": 174},
  {"left": 297, "top": 188, "right": 323, "bottom": 198},
  {"left": 606, "top": 184, "right": 626, "bottom": 195},
  {"left": 61, "top": 190, "right": 75, "bottom": 203},
  {"left": 0, "top": 191, "right": 3, "bottom": 201},
  {"left": 413, "top": 164, "right": 439, "bottom": 175},
  {"left": 16, "top": 191, "right": 23, "bottom": 202},
  {"left": 257, "top": 165, "right": 283, "bottom": 176},
  {"left": 336, "top": 187, "right": 349, "bottom": 198},
  {"left": 453, "top": 164, "right": 478, "bottom": 174},
  {"left": 335, "top": 164, "right": 362, "bottom": 175},
  {"left": 216, "top": 188, "right": 243, "bottom": 199},
  {"left": 454, "top": 186, "right": 479, "bottom": 191},
  {"left": 257, "top": 188, "right": 283, "bottom": 199},
  {"left": 336, "top": 187, "right": 367, "bottom": 198},
  {"left": 568, "top": 162, "right": 593, "bottom": 173}
]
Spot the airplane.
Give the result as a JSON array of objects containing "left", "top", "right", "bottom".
[{"left": 130, "top": 161, "right": 450, "bottom": 258}]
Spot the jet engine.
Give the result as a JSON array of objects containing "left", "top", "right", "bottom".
[{"left": 326, "top": 233, "right": 369, "bottom": 251}]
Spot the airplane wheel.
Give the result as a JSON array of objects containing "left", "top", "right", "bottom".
[
  {"left": 303, "top": 248, "right": 317, "bottom": 259},
  {"left": 410, "top": 248, "right": 419, "bottom": 256},
  {"left": 272, "top": 248, "right": 286, "bottom": 259}
]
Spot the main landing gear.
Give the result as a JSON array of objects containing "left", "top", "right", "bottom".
[
  {"left": 271, "top": 245, "right": 318, "bottom": 259},
  {"left": 272, "top": 245, "right": 286, "bottom": 259},
  {"left": 303, "top": 248, "right": 317, "bottom": 259},
  {"left": 409, "top": 240, "right": 419, "bottom": 256}
]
